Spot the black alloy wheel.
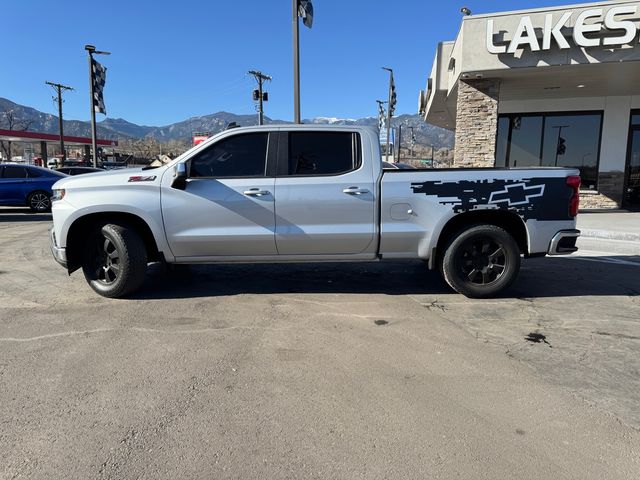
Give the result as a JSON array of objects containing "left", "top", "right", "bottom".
[
  {"left": 456, "top": 236, "right": 507, "bottom": 286},
  {"left": 441, "top": 224, "right": 521, "bottom": 298},
  {"left": 93, "top": 236, "right": 122, "bottom": 285}
]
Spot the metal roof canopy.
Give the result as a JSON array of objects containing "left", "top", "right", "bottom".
[{"left": 0, "top": 129, "right": 118, "bottom": 147}]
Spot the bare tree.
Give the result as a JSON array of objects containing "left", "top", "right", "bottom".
[
  {"left": 0, "top": 109, "right": 33, "bottom": 161},
  {"left": 133, "top": 138, "right": 160, "bottom": 161}
]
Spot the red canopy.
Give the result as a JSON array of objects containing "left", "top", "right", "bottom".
[{"left": 0, "top": 128, "right": 118, "bottom": 146}]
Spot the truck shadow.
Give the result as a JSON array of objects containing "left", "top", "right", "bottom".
[{"left": 132, "top": 256, "right": 640, "bottom": 300}]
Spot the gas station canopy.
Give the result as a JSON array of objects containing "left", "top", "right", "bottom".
[{"left": 0, "top": 128, "right": 118, "bottom": 147}]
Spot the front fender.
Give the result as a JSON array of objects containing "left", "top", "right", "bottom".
[{"left": 52, "top": 185, "right": 174, "bottom": 263}]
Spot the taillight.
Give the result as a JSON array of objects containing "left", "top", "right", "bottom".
[{"left": 566, "top": 175, "right": 581, "bottom": 217}]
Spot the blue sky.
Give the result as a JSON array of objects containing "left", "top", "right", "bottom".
[{"left": 1, "top": 0, "right": 574, "bottom": 126}]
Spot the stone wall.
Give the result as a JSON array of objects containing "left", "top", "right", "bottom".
[
  {"left": 580, "top": 171, "right": 625, "bottom": 210},
  {"left": 453, "top": 79, "right": 500, "bottom": 168}
]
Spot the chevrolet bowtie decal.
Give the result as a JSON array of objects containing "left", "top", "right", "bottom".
[
  {"left": 488, "top": 183, "right": 545, "bottom": 206},
  {"left": 410, "top": 177, "right": 570, "bottom": 222}
]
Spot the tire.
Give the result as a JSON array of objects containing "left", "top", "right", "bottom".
[
  {"left": 441, "top": 224, "right": 521, "bottom": 298},
  {"left": 27, "top": 191, "right": 51, "bottom": 212},
  {"left": 82, "top": 223, "right": 148, "bottom": 298}
]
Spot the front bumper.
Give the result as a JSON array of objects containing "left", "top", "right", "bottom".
[
  {"left": 548, "top": 229, "right": 580, "bottom": 255},
  {"left": 49, "top": 226, "right": 67, "bottom": 268}
]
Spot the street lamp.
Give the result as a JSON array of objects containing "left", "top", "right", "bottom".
[{"left": 85, "top": 44, "right": 111, "bottom": 167}]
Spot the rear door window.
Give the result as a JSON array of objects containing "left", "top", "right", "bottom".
[
  {"left": 287, "top": 132, "right": 361, "bottom": 176},
  {"left": 2, "top": 166, "right": 28, "bottom": 178}
]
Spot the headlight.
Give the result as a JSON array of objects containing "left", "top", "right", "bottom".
[{"left": 51, "top": 189, "right": 66, "bottom": 201}]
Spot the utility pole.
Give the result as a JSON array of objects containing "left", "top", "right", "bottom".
[
  {"left": 431, "top": 145, "right": 435, "bottom": 168},
  {"left": 45, "top": 81, "right": 74, "bottom": 166},
  {"left": 85, "top": 44, "right": 110, "bottom": 167},
  {"left": 248, "top": 70, "right": 272, "bottom": 125},
  {"left": 397, "top": 124, "right": 403, "bottom": 162}
]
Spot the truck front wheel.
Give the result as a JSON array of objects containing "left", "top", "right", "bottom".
[
  {"left": 82, "top": 223, "right": 147, "bottom": 298},
  {"left": 441, "top": 224, "right": 521, "bottom": 298}
]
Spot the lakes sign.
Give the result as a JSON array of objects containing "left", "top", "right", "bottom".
[{"left": 486, "top": 5, "right": 640, "bottom": 54}]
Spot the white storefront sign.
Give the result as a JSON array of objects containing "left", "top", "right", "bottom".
[{"left": 487, "top": 5, "right": 639, "bottom": 54}]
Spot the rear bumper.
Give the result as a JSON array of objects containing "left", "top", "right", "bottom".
[
  {"left": 548, "top": 229, "right": 580, "bottom": 255},
  {"left": 49, "top": 226, "right": 67, "bottom": 268}
]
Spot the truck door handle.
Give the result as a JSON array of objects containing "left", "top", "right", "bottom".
[
  {"left": 343, "top": 186, "right": 369, "bottom": 195},
  {"left": 243, "top": 188, "right": 271, "bottom": 197}
]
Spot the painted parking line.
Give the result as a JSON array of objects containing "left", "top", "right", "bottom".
[{"left": 559, "top": 252, "right": 640, "bottom": 267}]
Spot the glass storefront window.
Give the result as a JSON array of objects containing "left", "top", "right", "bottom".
[
  {"left": 509, "top": 116, "right": 543, "bottom": 167},
  {"left": 632, "top": 114, "right": 640, "bottom": 126},
  {"left": 495, "top": 117, "right": 510, "bottom": 168},
  {"left": 496, "top": 112, "right": 602, "bottom": 190}
]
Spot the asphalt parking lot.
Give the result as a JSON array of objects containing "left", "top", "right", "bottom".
[{"left": 1, "top": 207, "right": 639, "bottom": 479}]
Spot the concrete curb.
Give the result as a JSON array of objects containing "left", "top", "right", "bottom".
[
  {"left": 577, "top": 229, "right": 640, "bottom": 255},
  {"left": 580, "top": 229, "right": 640, "bottom": 243}
]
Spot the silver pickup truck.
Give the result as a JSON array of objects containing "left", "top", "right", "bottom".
[{"left": 49, "top": 125, "right": 581, "bottom": 298}]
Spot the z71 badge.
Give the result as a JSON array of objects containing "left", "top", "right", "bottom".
[{"left": 128, "top": 175, "right": 157, "bottom": 182}]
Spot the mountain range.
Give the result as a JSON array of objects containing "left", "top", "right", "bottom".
[{"left": 0, "top": 97, "right": 454, "bottom": 149}]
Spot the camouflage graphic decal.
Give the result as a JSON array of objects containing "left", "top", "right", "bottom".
[{"left": 410, "top": 177, "right": 572, "bottom": 221}]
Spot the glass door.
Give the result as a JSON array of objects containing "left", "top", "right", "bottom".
[{"left": 624, "top": 112, "right": 640, "bottom": 210}]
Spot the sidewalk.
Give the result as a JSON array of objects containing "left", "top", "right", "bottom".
[{"left": 576, "top": 211, "right": 640, "bottom": 255}]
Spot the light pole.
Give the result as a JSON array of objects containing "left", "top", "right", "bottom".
[
  {"left": 85, "top": 44, "right": 110, "bottom": 167},
  {"left": 293, "top": 0, "right": 300, "bottom": 124},
  {"left": 292, "top": 0, "right": 313, "bottom": 124}
]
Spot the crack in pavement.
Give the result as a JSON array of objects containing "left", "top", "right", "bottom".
[{"left": 0, "top": 325, "right": 304, "bottom": 343}]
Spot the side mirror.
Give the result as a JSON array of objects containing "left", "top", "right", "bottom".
[{"left": 172, "top": 163, "right": 187, "bottom": 190}]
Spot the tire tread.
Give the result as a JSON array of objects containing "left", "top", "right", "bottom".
[{"left": 82, "top": 223, "right": 147, "bottom": 298}]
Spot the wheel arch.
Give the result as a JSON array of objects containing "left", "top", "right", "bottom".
[
  {"left": 431, "top": 210, "right": 529, "bottom": 269},
  {"left": 65, "top": 212, "right": 161, "bottom": 273}
]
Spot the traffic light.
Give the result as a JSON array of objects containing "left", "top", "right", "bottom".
[{"left": 253, "top": 90, "right": 268, "bottom": 102}]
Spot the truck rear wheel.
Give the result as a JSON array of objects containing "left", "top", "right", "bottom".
[
  {"left": 441, "top": 224, "right": 520, "bottom": 298},
  {"left": 82, "top": 223, "right": 147, "bottom": 298}
]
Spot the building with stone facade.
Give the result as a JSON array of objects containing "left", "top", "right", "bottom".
[{"left": 419, "top": 0, "right": 640, "bottom": 210}]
